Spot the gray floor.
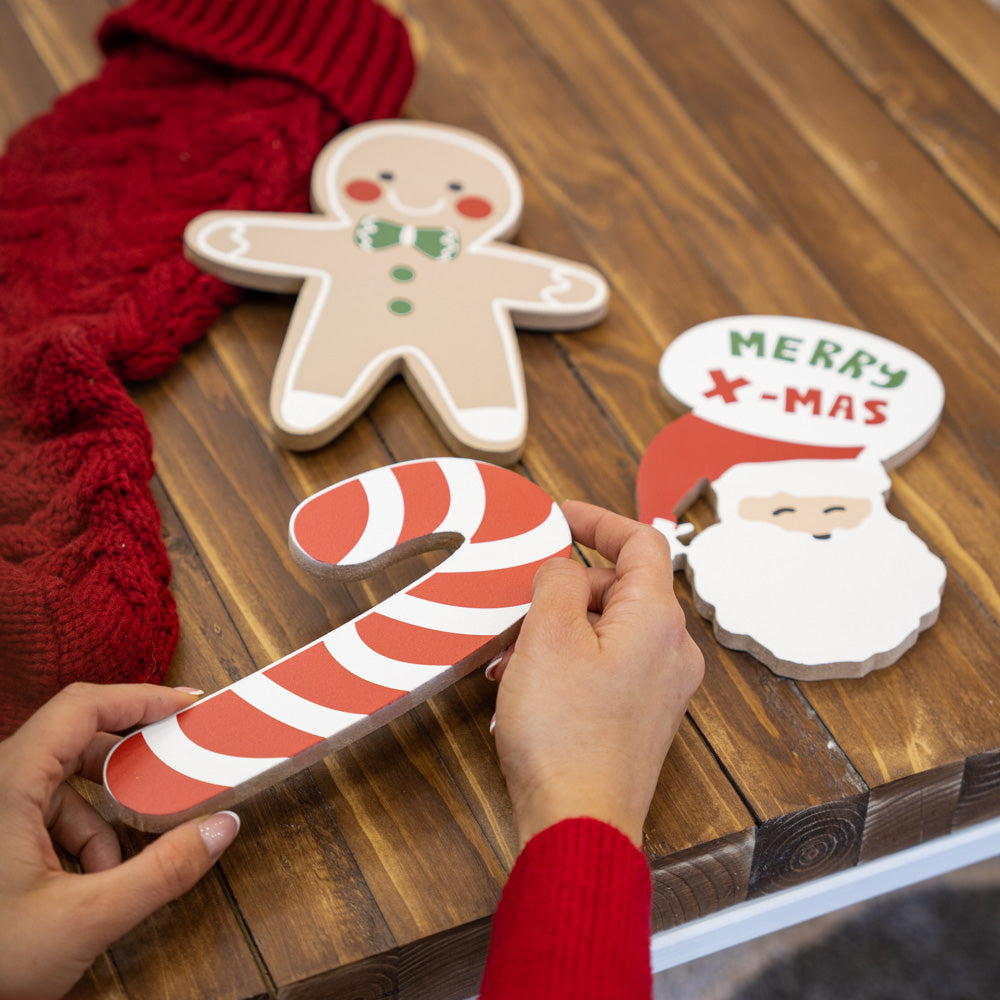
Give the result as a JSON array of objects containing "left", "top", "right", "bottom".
[{"left": 653, "top": 856, "right": 1000, "bottom": 1000}]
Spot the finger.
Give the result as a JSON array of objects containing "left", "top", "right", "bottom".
[
  {"left": 77, "top": 732, "right": 122, "bottom": 785},
  {"left": 47, "top": 783, "right": 122, "bottom": 873},
  {"left": 512, "top": 558, "right": 601, "bottom": 663},
  {"left": 484, "top": 646, "right": 513, "bottom": 683},
  {"left": 14, "top": 684, "right": 202, "bottom": 787},
  {"left": 563, "top": 500, "right": 672, "bottom": 569},
  {"left": 563, "top": 502, "right": 682, "bottom": 637},
  {"left": 69, "top": 812, "right": 241, "bottom": 949},
  {"left": 527, "top": 557, "right": 594, "bottom": 624}
]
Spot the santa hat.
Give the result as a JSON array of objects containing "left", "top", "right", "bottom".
[{"left": 636, "top": 413, "right": 863, "bottom": 526}]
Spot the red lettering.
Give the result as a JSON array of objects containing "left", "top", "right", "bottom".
[
  {"left": 828, "top": 394, "right": 855, "bottom": 420},
  {"left": 705, "top": 368, "right": 751, "bottom": 404},
  {"left": 864, "top": 399, "right": 888, "bottom": 425},
  {"left": 785, "top": 387, "right": 822, "bottom": 415}
]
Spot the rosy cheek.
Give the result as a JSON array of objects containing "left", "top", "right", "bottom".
[
  {"left": 456, "top": 196, "right": 493, "bottom": 219},
  {"left": 345, "top": 179, "right": 382, "bottom": 202}
]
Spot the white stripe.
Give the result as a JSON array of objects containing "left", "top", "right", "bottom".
[
  {"left": 381, "top": 592, "right": 529, "bottom": 636},
  {"left": 436, "top": 458, "right": 488, "bottom": 534},
  {"left": 441, "top": 502, "right": 570, "bottom": 573},
  {"left": 341, "top": 465, "right": 406, "bottom": 566},
  {"left": 322, "top": 623, "right": 450, "bottom": 691},
  {"left": 237, "top": 670, "right": 364, "bottom": 737},
  {"left": 140, "top": 715, "right": 286, "bottom": 789}
]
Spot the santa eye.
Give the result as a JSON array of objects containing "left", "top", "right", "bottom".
[
  {"left": 772, "top": 507, "right": 796, "bottom": 516},
  {"left": 823, "top": 506, "right": 846, "bottom": 514},
  {"left": 447, "top": 181, "right": 464, "bottom": 191},
  {"left": 378, "top": 171, "right": 395, "bottom": 182}
]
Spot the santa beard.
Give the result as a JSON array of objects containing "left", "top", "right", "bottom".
[{"left": 684, "top": 509, "right": 946, "bottom": 680}]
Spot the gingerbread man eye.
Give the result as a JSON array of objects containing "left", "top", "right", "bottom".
[
  {"left": 456, "top": 195, "right": 493, "bottom": 219},
  {"left": 345, "top": 179, "right": 382, "bottom": 202},
  {"left": 447, "top": 181, "right": 464, "bottom": 192},
  {"left": 378, "top": 171, "right": 395, "bottom": 181}
]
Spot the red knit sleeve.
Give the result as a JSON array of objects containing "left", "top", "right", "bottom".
[{"left": 479, "top": 818, "right": 653, "bottom": 1000}]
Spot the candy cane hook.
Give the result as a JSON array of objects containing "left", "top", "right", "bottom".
[{"left": 104, "top": 458, "right": 570, "bottom": 830}]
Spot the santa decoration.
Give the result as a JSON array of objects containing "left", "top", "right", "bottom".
[{"left": 637, "top": 316, "right": 947, "bottom": 681}]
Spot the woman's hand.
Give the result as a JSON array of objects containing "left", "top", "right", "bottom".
[
  {"left": 491, "top": 501, "right": 704, "bottom": 848},
  {"left": 0, "top": 683, "right": 240, "bottom": 1000}
]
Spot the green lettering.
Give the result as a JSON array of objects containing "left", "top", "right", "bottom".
[
  {"left": 730, "top": 330, "right": 766, "bottom": 357},
  {"left": 809, "top": 338, "right": 842, "bottom": 369},
  {"left": 773, "top": 335, "right": 803, "bottom": 362},
  {"left": 871, "top": 363, "right": 907, "bottom": 389},
  {"left": 838, "top": 350, "right": 878, "bottom": 379}
]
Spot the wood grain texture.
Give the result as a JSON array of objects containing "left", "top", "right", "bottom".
[{"left": 4, "top": 0, "right": 1000, "bottom": 994}]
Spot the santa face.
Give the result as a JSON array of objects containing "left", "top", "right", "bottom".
[
  {"left": 320, "top": 122, "right": 521, "bottom": 244},
  {"left": 685, "top": 473, "right": 946, "bottom": 678},
  {"left": 738, "top": 493, "right": 872, "bottom": 540}
]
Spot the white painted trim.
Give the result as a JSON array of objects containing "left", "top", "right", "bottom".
[{"left": 651, "top": 815, "right": 1000, "bottom": 972}]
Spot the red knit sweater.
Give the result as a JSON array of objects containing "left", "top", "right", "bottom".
[
  {"left": 0, "top": 0, "right": 413, "bottom": 735},
  {"left": 480, "top": 818, "right": 654, "bottom": 999}
]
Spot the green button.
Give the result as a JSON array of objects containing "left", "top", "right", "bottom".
[
  {"left": 388, "top": 297, "right": 414, "bottom": 315},
  {"left": 391, "top": 265, "right": 415, "bottom": 282}
]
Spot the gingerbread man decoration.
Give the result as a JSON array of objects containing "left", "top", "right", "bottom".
[{"left": 184, "top": 120, "right": 609, "bottom": 462}]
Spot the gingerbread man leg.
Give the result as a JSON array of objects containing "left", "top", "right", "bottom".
[{"left": 272, "top": 292, "right": 526, "bottom": 459}]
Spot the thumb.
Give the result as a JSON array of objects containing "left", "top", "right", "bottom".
[{"left": 75, "top": 812, "right": 240, "bottom": 948}]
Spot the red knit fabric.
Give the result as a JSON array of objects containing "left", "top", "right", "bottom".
[
  {"left": 0, "top": 0, "right": 413, "bottom": 736},
  {"left": 480, "top": 818, "right": 654, "bottom": 999}
]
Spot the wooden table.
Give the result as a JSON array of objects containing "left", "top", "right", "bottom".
[{"left": 5, "top": 0, "right": 1000, "bottom": 997}]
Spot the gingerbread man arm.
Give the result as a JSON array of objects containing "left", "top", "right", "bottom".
[
  {"left": 476, "top": 246, "right": 610, "bottom": 331},
  {"left": 183, "top": 211, "right": 348, "bottom": 293}
]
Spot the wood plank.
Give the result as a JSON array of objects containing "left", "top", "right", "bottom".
[
  {"left": 0, "top": 0, "right": 61, "bottom": 136},
  {"left": 684, "top": 0, "right": 1000, "bottom": 358},
  {"left": 651, "top": 830, "right": 756, "bottom": 929},
  {"left": 952, "top": 750, "right": 1000, "bottom": 830},
  {"left": 859, "top": 761, "right": 965, "bottom": 863},
  {"left": 6, "top": 0, "right": 110, "bottom": 92},
  {"left": 786, "top": 0, "right": 1000, "bottom": 232},
  {"left": 891, "top": 0, "right": 1000, "bottom": 112}
]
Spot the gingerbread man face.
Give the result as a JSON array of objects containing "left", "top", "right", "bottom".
[
  {"left": 184, "top": 121, "right": 609, "bottom": 462},
  {"left": 316, "top": 121, "right": 522, "bottom": 246}
]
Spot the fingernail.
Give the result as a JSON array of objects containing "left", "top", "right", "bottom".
[
  {"left": 489, "top": 713, "right": 497, "bottom": 735},
  {"left": 173, "top": 686, "right": 205, "bottom": 696},
  {"left": 199, "top": 811, "right": 240, "bottom": 861},
  {"left": 484, "top": 649, "right": 506, "bottom": 681}
]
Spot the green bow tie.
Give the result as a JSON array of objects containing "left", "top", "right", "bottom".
[{"left": 354, "top": 216, "right": 460, "bottom": 260}]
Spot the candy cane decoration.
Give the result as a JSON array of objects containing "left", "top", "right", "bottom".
[{"left": 103, "top": 458, "right": 570, "bottom": 830}]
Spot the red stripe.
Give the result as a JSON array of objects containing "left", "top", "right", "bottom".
[
  {"left": 266, "top": 640, "right": 406, "bottom": 713},
  {"left": 410, "top": 556, "right": 554, "bottom": 608},
  {"left": 176, "top": 690, "right": 319, "bottom": 759},
  {"left": 472, "top": 463, "right": 553, "bottom": 543},
  {"left": 394, "top": 461, "right": 451, "bottom": 544},
  {"left": 105, "top": 733, "right": 230, "bottom": 817},
  {"left": 292, "top": 478, "right": 369, "bottom": 564},
  {"left": 357, "top": 614, "right": 488, "bottom": 665}
]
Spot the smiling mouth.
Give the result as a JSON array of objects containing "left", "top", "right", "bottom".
[{"left": 387, "top": 189, "right": 447, "bottom": 217}]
